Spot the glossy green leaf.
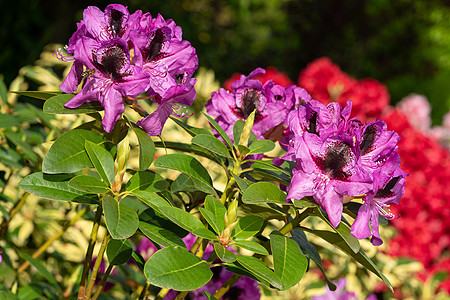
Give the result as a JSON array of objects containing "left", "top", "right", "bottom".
[
  {"left": 133, "top": 191, "right": 171, "bottom": 212},
  {"left": 290, "top": 229, "right": 336, "bottom": 290},
  {"left": 214, "top": 243, "right": 236, "bottom": 263},
  {"left": 202, "top": 112, "right": 233, "bottom": 149},
  {"left": 239, "top": 203, "right": 286, "bottom": 221},
  {"left": 242, "top": 182, "right": 286, "bottom": 204},
  {"left": 312, "top": 208, "right": 360, "bottom": 253},
  {"left": 247, "top": 139, "right": 275, "bottom": 155},
  {"left": 192, "top": 227, "right": 218, "bottom": 240},
  {"left": 199, "top": 207, "right": 221, "bottom": 235},
  {"left": 107, "top": 239, "right": 133, "bottom": 265},
  {"left": 270, "top": 231, "right": 308, "bottom": 290},
  {"left": 231, "top": 173, "right": 250, "bottom": 194},
  {"left": 139, "top": 221, "right": 186, "bottom": 248},
  {"left": 43, "top": 93, "right": 102, "bottom": 114},
  {"left": 10, "top": 90, "right": 58, "bottom": 100},
  {"left": 132, "top": 251, "right": 146, "bottom": 272},
  {"left": 159, "top": 206, "right": 204, "bottom": 232},
  {"left": 0, "top": 147, "right": 22, "bottom": 168},
  {"left": 204, "top": 195, "right": 226, "bottom": 233},
  {"left": 42, "top": 129, "right": 105, "bottom": 173},
  {"left": 154, "top": 154, "right": 215, "bottom": 195},
  {"left": 132, "top": 126, "right": 155, "bottom": 171},
  {"left": 235, "top": 255, "right": 282, "bottom": 289},
  {"left": 85, "top": 141, "right": 115, "bottom": 186},
  {"left": 0, "top": 78, "right": 7, "bottom": 106},
  {"left": 19, "top": 172, "right": 98, "bottom": 204},
  {"left": 293, "top": 199, "right": 318, "bottom": 209},
  {"left": 103, "top": 195, "right": 139, "bottom": 239},
  {"left": 232, "top": 215, "right": 264, "bottom": 240},
  {"left": 169, "top": 116, "right": 213, "bottom": 137},
  {"left": 233, "top": 240, "right": 269, "bottom": 255},
  {"left": 171, "top": 173, "right": 198, "bottom": 193},
  {"left": 202, "top": 291, "right": 218, "bottom": 300},
  {"left": 304, "top": 227, "right": 393, "bottom": 292},
  {"left": 126, "top": 171, "right": 169, "bottom": 193},
  {"left": 192, "top": 134, "right": 231, "bottom": 158},
  {"left": 144, "top": 246, "right": 213, "bottom": 291},
  {"left": 68, "top": 175, "right": 109, "bottom": 194}
]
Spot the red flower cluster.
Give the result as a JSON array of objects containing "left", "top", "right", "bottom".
[
  {"left": 298, "top": 57, "right": 390, "bottom": 121},
  {"left": 297, "top": 57, "right": 450, "bottom": 292}
]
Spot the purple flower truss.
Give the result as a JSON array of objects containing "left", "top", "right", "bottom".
[
  {"left": 205, "top": 68, "right": 293, "bottom": 140},
  {"left": 56, "top": 4, "right": 198, "bottom": 135},
  {"left": 283, "top": 94, "right": 406, "bottom": 244}
]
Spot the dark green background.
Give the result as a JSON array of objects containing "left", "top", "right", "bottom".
[{"left": 2, "top": 0, "right": 450, "bottom": 123}]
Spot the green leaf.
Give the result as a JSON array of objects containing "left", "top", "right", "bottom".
[
  {"left": 202, "top": 112, "right": 233, "bottom": 149},
  {"left": 126, "top": 171, "right": 169, "bottom": 193},
  {"left": 214, "top": 243, "right": 236, "bottom": 263},
  {"left": 235, "top": 255, "right": 282, "bottom": 289},
  {"left": 132, "top": 251, "right": 146, "bottom": 272},
  {"left": 43, "top": 94, "right": 102, "bottom": 114},
  {"left": 233, "top": 240, "right": 269, "bottom": 255},
  {"left": 231, "top": 173, "right": 250, "bottom": 194},
  {"left": 144, "top": 246, "right": 213, "bottom": 291},
  {"left": 0, "top": 290, "right": 16, "bottom": 300},
  {"left": 192, "top": 227, "right": 218, "bottom": 240},
  {"left": 159, "top": 206, "right": 204, "bottom": 232},
  {"left": 85, "top": 141, "right": 115, "bottom": 186},
  {"left": 0, "top": 147, "right": 22, "bottom": 168},
  {"left": 312, "top": 208, "right": 360, "bottom": 253},
  {"left": 133, "top": 191, "right": 171, "bottom": 212},
  {"left": 171, "top": 173, "right": 198, "bottom": 193},
  {"left": 239, "top": 203, "right": 286, "bottom": 221},
  {"left": 242, "top": 182, "right": 286, "bottom": 204},
  {"left": 68, "top": 175, "right": 109, "bottom": 194},
  {"left": 0, "top": 77, "right": 8, "bottom": 106},
  {"left": 19, "top": 172, "right": 99, "bottom": 204},
  {"left": 293, "top": 199, "right": 318, "bottom": 209},
  {"left": 154, "top": 141, "right": 220, "bottom": 163},
  {"left": 132, "top": 127, "right": 155, "bottom": 171},
  {"left": 169, "top": 116, "right": 213, "bottom": 137},
  {"left": 0, "top": 114, "right": 20, "bottom": 128},
  {"left": 42, "top": 129, "right": 105, "bottom": 174},
  {"left": 107, "top": 239, "right": 133, "bottom": 265},
  {"left": 204, "top": 195, "right": 226, "bottom": 233},
  {"left": 199, "top": 207, "right": 221, "bottom": 235},
  {"left": 139, "top": 221, "right": 186, "bottom": 248},
  {"left": 103, "top": 195, "right": 139, "bottom": 239},
  {"left": 232, "top": 215, "right": 264, "bottom": 240},
  {"left": 192, "top": 134, "right": 231, "bottom": 158},
  {"left": 247, "top": 139, "right": 275, "bottom": 155},
  {"left": 154, "top": 154, "right": 215, "bottom": 195},
  {"left": 18, "top": 252, "right": 58, "bottom": 285},
  {"left": 304, "top": 227, "right": 393, "bottom": 292},
  {"left": 290, "top": 229, "right": 336, "bottom": 290},
  {"left": 270, "top": 231, "right": 308, "bottom": 290},
  {"left": 10, "top": 91, "right": 58, "bottom": 100},
  {"left": 202, "top": 291, "right": 218, "bottom": 300}
]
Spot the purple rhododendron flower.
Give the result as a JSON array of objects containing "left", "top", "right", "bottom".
[
  {"left": 205, "top": 68, "right": 290, "bottom": 140},
  {"left": 63, "top": 37, "right": 150, "bottom": 132},
  {"left": 351, "top": 166, "right": 407, "bottom": 245},
  {"left": 287, "top": 132, "right": 372, "bottom": 227},
  {"left": 56, "top": 4, "right": 198, "bottom": 135}
]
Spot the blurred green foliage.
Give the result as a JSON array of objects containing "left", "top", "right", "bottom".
[{"left": 2, "top": 0, "right": 450, "bottom": 122}]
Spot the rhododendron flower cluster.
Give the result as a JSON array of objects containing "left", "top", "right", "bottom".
[
  {"left": 205, "top": 68, "right": 302, "bottom": 140},
  {"left": 56, "top": 4, "right": 198, "bottom": 135},
  {"left": 283, "top": 96, "right": 406, "bottom": 245},
  {"left": 298, "top": 57, "right": 450, "bottom": 292}
]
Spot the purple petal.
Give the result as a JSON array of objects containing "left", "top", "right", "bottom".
[{"left": 136, "top": 103, "right": 173, "bottom": 136}]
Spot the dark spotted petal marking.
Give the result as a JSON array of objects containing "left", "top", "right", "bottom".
[{"left": 360, "top": 124, "right": 377, "bottom": 155}]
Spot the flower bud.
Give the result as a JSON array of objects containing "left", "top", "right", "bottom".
[
  {"left": 112, "top": 134, "right": 130, "bottom": 194},
  {"left": 239, "top": 110, "right": 255, "bottom": 147},
  {"left": 225, "top": 199, "right": 238, "bottom": 229}
]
